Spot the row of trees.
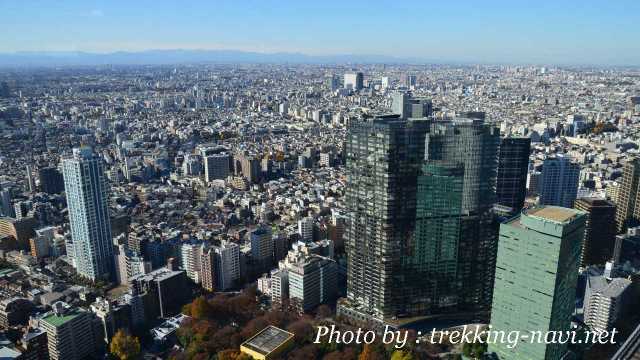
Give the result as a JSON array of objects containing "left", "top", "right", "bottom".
[{"left": 169, "top": 289, "right": 463, "bottom": 360}]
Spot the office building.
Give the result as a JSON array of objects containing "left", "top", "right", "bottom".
[
  {"left": 62, "top": 147, "right": 115, "bottom": 281},
  {"left": 391, "top": 92, "right": 433, "bottom": 120},
  {"left": 38, "top": 167, "right": 64, "bottom": 194},
  {"left": 343, "top": 115, "right": 430, "bottom": 320},
  {"left": 325, "top": 75, "right": 339, "bottom": 91},
  {"left": 0, "top": 189, "right": 14, "bottom": 218},
  {"left": 392, "top": 92, "right": 411, "bottom": 119},
  {"left": 410, "top": 116, "right": 500, "bottom": 316},
  {"left": 129, "top": 267, "right": 189, "bottom": 320},
  {"left": 381, "top": 76, "right": 390, "bottom": 89},
  {"left": 527, "top": 170, "right": 542, "bottom": 196},
  {"left": 343, "top": 72, "right": 363, "bottom": 91},
  {"left": 615, "top": 158, "right": 640, "bottom": 232},
  {"left": 539, "top": 154, "right": 580, "bottom": 208},
  {"left": 403, "top": 74, "right": 417, "bottom": 88},
  {"left": 297, "top": 217, "right": 313, "bottom": 242},
  {"left": 496, "top": 137, "right": 531, "bottom": 213},
  {"left": 40, "top": 302, "right": 100, "bottom": 360},
  {"left": 204, "top": 153, "right": 230, "bottom": 182},
  {"left": 288, "top": 256, "right": 338, "bottom": 312},
  {"left": 182, "top": 154, "right": 203, "bottom": 177},
  {"left": 489, "top": 206, "right": 586, "bottom": 360},
  {"left": 235, "top": 153, "right": 261, "bottom": 184},
  {"left": 574, "top": 198, "right": 617, "bottom": 266},
  {"left": 251, "top": 226, "right": 274, "bottom": 272},
  {"left": 408, "top": 161, "right": 464, "bottom": 315}
]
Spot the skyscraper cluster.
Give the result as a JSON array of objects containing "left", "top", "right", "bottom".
[{"left": 341, "top": 113, "right": 501, "bottom": 321}]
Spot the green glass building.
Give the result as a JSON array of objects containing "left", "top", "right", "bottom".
[
  {"left": 404, "top": 161, "right": 464, "bottom": 314},
  {"left": 488, "top": 206, "right": 586, "bottom": 360},
  {"left": 419, "top": 117, "right": 501, "bottom": 316}
]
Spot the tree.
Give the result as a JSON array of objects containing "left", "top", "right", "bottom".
[
  {"left": 316, "top": 305, "right": 333, "bottom": 319},
  {"left": 287, "top": 344, "right": 319, "bottom": 360},
  {"left": 462, "top": 341, "right": 487, "bottom": 359},
  {"left": 190, "top": 296, "right": 213, "bottom": 320},
  {"left": 359, "top": 344, "right": 373, "bottom": 360},
  {"left": 217, "top": 349, "right": 253, "bottom": 360},
  {"left": 390, "top": 350, "right": 414, "bottom": 360},
  {"left": 359, "top": 344, "right": 386, "bottom": 360},
  {"left": 109, "top": 329, "right": 141, "bottom": 360},
  {"left": 286, "top": 319, "right": 314, "bottom": 345}
]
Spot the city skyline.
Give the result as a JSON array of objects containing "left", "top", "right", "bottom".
[{"left": 2, "top": 0, "right": 640, "bottom": 66}]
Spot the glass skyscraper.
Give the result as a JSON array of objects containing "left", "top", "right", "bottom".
[
  {"left": 341, "top": 114, "right": 500, "bottom": 321},
  {"left": 62, "top": 147, "right": 115, "bottom": 281},
  {"left": 405, "top": 161, "right": 464, "bottom": 314},
  {"left": 343, "top": 115, "right": 429, "bottom": 320},
  {"left": 489, "top": 206, "right": 586, "bottom": 360},
  {"left": 496, "top": 137, "right": 531, "bottom": 214},
  {"left": 417, "top": 117, "right": 501, "bottom": 315}
]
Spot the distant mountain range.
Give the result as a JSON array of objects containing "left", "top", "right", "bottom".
[{"left": 0, "top": 49, "right": 433, "bottom": 67}]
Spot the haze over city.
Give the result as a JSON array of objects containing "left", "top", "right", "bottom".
[
  {"left": 2, "top": 2, "right": 640, "bottom": 360},
  {"left": 1, "top": 0, "right": 640, "bottom": 65}
]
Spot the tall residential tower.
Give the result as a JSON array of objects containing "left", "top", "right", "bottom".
[{"left": 62, "top": 147, "right": 115, "bottom": 281}]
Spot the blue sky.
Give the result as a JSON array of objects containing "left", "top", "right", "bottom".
[{"left": 2, "top": 0, "right": 639, "bottom": 64}]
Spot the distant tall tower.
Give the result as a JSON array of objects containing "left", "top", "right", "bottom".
[
  {"left": 343, "top": 72, "right": 363, "bottom": 91},
  {"left": 62, "top": 147, "right": 115, "bottom": 281},
  {"left": 614, "top": 158, "right": 640, "bottom": 232},
  {"left": 539, "top": 154, "right": 580, "bottom": 208},
  {"left": 0, "top": 188, "right": 14, "bottom": 218},
  {"left": 403, "top": 74, "right": 417, "bottom": 88},
  {"left": 496, "top": 137, "right": 531, "bottom": 214},
  {"left": 26, "top": 165, "right": 36, "bottom": 193},
  {"left": 574, "top": 198, "right": 617, "bottom": 266},
  {"left": 391, "top": 92, "right": 411, "bottom": 119},
  {"left": 489, "top": 206, "right": 586, "bottom": 360},
  {"left": 392, "top": 92, "right": 433, "bottom": 120}
]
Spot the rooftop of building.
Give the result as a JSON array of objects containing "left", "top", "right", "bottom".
[
  {"left": 526, "top": 206, "right": 581, "bottom": 224},
  {"left": 129, "top": 266, "right": 182, "bottom": 282},
  {"left": 588, "top": 275, "right": 632, "bottom": 298},
  {"left": 0, "top": 346, "right": 21, "bottom": 359},
  {"left": 241, "top": 325, "right": 294, "bottom": 356},
  {"left": 41, "top": 307, "right": 84, "bottom": 327},
  {"left": 151, "top": 314, "right": 190, "bottom": 341}
]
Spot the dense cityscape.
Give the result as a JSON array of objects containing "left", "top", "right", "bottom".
[{"left": 1, "top": 58, "right": 640, "bottom": 360}]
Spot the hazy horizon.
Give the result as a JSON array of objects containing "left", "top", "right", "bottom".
[{"left": 2, "top": 0, "right": 640, "bottom": 66}]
